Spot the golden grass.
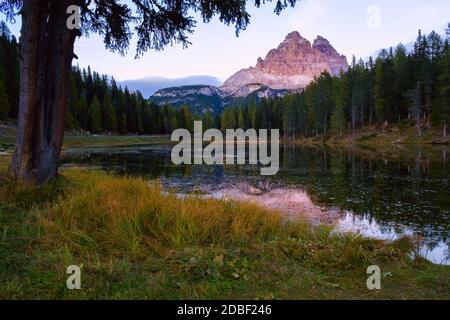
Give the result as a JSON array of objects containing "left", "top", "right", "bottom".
[
  {"left": 0, "top": 156, "right": 416, "bottom": 269},
  {"left": 0, "top": 155, "right": 9, "bottom": 172},
  {"left": 37, "top": 169, "right": 300, "bottom": 258},
  {"left": 19, "top": 168, "right": 416, "bottom": 272},
  {"left": 1, "top": 166, "right": 448, "bottom": 299}
]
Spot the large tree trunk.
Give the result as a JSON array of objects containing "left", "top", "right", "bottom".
[
  {"left": 9, "top": 0, "right": 79, "bottom": 185},
  {"left": 444, "top": 120, "right": 447, "bottom": 140}
]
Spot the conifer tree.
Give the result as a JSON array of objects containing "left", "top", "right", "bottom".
[
  {"left": 88, "top": 96, "right": 102, "bottom": 134},
  {"left": 0, "top": 78, "right": 9, "bottom": 120},
  {"left": 102, "top": 90, "right": 117, "bottom": 132},
  {"left": 436, "top": 41, "right": 450, "bottom": 138},
  {"left": 331, "top": 75, "right": 348, "bottom": 137}
]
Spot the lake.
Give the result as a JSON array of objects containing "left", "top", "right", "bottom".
[{"left": 61, "top": 142, "right": 450, "bottom": 265}]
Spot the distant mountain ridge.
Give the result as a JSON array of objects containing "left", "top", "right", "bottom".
[
  {"left": 149, "top": 31, "right": 348, "bottom": 113},
  {"left": 118, "top": 75, "right": 222, "bottom": 98},
  {"left": 150, "top": 84, "right": 291, "bottom": 114}
]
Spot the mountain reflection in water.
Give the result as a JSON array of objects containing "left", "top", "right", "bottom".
[{"left": 61, "top": 143, "right": 450, "bottom": 265}]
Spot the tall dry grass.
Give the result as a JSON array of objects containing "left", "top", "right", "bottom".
[
  {"left": 37, "top": 169, "right": 306, "bottom": 258},
  {"left": 0, "top": 167, "right": 416, "bottom": 272}
]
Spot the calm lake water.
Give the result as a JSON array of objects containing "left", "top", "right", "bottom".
[{"left": 61, "top": 143, "right": 450, "bottom": 265}]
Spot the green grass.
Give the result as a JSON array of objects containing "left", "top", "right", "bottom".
[
  {"left": 0, "top": 136, "right": 15, "bottom": 153},
  {"left": 295, "top": 120, "right": 449, "bottom": 148},
  {"left": 0, "top": 161, "right": 448, "bottom": 299},
  {"left": 62, "top": 134, "right": 172, "bottom": 149},
  {"left": 0, "top": 135, "right": 171, "bottom": 155}
]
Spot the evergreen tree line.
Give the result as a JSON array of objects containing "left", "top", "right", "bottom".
[
  {"left": 66, "top": 65, "right": 199, "bottom": 135},
  {"left": 0, "top": 22, "right": 203, "bottom": 135},
  {"left": 216, "top": 26, "right": 450, "bottom": 139},
  {"left": 1, "top": 23, "right": 450, "bottom": 139},
  {"left": 0, "top": 21, "right": 19, "bottom": 121}
]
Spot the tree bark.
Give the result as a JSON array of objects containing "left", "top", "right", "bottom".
[
  {"left": 9, "top": 0, "right": 79, "bottom": 185},
  {"left": 444, "top": 121, "right": 447, "bottom": 140}
]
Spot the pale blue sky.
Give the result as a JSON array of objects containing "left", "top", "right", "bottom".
[{"left": 2, "top": 0, "right": 450, "bottom": 81}]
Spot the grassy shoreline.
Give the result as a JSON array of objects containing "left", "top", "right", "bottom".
[
  {"left": 1, "top": 134, "right": 172, "bottom": 154},
  {"left": 0, "top": 128, "right": 449, "bottom": 299},
  {"left": 1, "top": 121, "right": 448, "bottom": 157},
  {"left": 62, "top": 134, "right": 172, "bottom": 149},
  {"left": 0, "top": 161, "right": 449, "bottom": 299},
  {"left": 291, "top": 121, "right": 449, "bottom": 147}
]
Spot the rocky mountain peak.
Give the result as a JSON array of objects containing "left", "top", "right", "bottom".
[
  {"left": 221, "top": 31, "right": 349, "bottom": 95},
  {"left": 285, "top": 30, "right": 301, "bottom": 40},
  {"left": 150, "top": 32, "right": 350, "bottom": 111},
  {"left": 313, "top": 35, "right": 330, "bottom": 46},
  {"left": 313, "top": 36, "right": 342, "bottom": 59},
  {"left": 283, "top": 31, "right": 308, "bottom": 44}
]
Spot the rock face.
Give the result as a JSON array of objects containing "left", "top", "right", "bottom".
[
  {"left": 150, "top": 84, "right": 289, "bottom": 114},
  {"left": 149, "top": 31, "right": 348, "bottom": 113},
  {"left": 221, "top": 31, "right": 348, "bottom": 96},
  {"left": 150, "top": 85, "right": 224, "bottom": 114},
  {"left": 312, "top": 36, "right": 349, "bottom": 75}
]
